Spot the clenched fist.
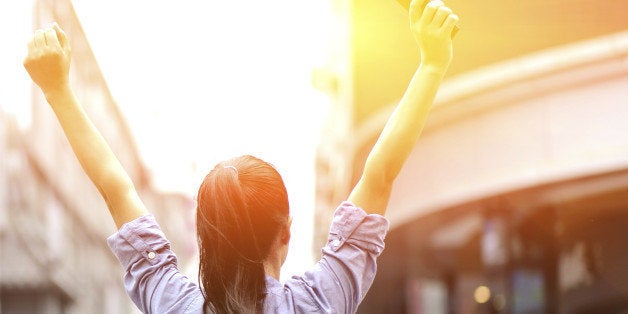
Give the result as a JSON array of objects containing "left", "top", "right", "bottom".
[
  {"left": 410, "top": 0, "right": 459, "bottom": 69},
  {"left": 23, "top": 23, "right": 72, "bottom": 96}
]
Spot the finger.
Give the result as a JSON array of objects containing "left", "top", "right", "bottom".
[
  {"left": 420, "top": 0, "right": 444, "bottom": 26},
  {"left": 442, "top": 13, "right": 459, "bottom": 34},
  {"left": 53, "top": 23, "right": 69, "bottom": 51},
  {"left": 24, "top": 39, "right": 36, "bottom": 67},
  {"left": 44, "top": 27, "right": 61, "bottom": 48},
  {"left": 34, "top": 29, "right": 46, "bottom": 48},
  {"left": 433, "top": 6, "right": 453, "bottom": 27},
  {"left": 27, "top": 38, "right": 36, "bottom": 53},
  {"left": 409, "top": 0, "right": 430, "bottom": 24}
]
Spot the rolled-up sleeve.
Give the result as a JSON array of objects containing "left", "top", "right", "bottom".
[
  {"left": 107, "top": 215, "right": 203, "bottom": 314},
  {"left": 285, "top": 201, "right": 389, "bottom": 313}
]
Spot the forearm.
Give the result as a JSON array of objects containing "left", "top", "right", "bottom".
[
  {"left": 365, "top": 64, "right": 446, "bottom": 182},
  {"left": 45, "top": 85, "right": 148, "bottom": 227},
  {"left": 348, "top": 64, "right": 446, "bottom": 215}
]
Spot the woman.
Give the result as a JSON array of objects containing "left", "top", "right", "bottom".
[{"left": 23, "top": 0, "right": 458, "bottom": 312}]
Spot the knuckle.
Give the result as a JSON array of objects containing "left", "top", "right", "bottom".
[
  {"left": 427, "top": 0, "right": 443, "bottom": 8},
  {"left": 440, "top": 6, "right": 452, "bottom": 14}
]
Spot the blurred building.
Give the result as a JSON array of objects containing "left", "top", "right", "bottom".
[
  {"left": 314, "top": 0, "right": 628, "bottom": 313},
  {"left": 0, "top": 0, "right": 196, "bottom": 313}
]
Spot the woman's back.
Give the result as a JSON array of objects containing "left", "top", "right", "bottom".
[{"left": 108, "top": 202, "right": 387, "bottom": 313}]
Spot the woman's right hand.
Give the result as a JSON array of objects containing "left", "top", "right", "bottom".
[{"left": 410, "top": 0, "right": 458, "bottom": 70}]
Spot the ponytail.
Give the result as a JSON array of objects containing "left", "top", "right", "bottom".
[{"left": 196, "top": 155, "right": 289, "bottom": 313}]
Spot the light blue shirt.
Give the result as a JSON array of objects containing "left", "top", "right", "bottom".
[{"left": 107, "top": 201, "right": 389, "bottom": 313}]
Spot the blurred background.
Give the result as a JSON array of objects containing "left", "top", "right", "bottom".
[{"left": 1, "top": 0, "right": 628, "bottom": 313}]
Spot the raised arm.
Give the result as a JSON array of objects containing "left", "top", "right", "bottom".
[
  {"left": 348, "top": 0, "right": 458, "bottom": 215},
  {"left": 23, "top": 23, "right": 148, "bottom": 228}
]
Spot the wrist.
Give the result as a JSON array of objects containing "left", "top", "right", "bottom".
[
  {"left": 418, "top": 63, "right": 449, "bottom": 77},
  {"left": 43, "top": 82, "right": 73, "bottom": 103}
]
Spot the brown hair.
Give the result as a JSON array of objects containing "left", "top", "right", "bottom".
[{"left": 196, "top": 155, "right": 289, "bottom": 313}]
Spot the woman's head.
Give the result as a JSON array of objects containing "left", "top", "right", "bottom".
[{"left": 196, "top": 155, "right": 290, "bottom": 313}]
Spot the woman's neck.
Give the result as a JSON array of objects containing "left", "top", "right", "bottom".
[
  {"left": 264, "top": 261, "right": 281, "bottom": 280},
  {"left": 263, "top": 237, "right": 289, "bottom": 280}
]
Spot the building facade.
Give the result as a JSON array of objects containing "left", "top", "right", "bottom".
[
  {"left": 0, "top": 1, "right": 196, "bottom": 313},
  {"left": 314, "top": 0, "right": 628, "bottom": 313}
]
